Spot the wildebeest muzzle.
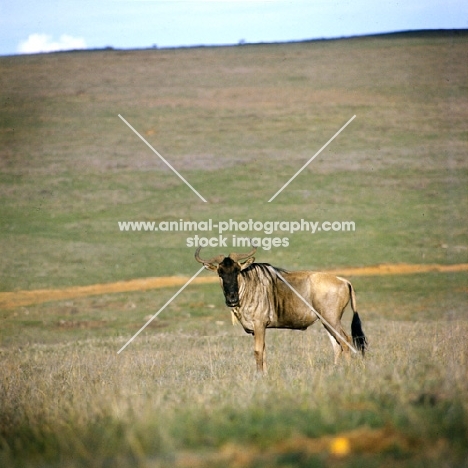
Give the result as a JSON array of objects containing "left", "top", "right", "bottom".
[{"left": 222, "top": 282, "right": 240, "bottom": 307}]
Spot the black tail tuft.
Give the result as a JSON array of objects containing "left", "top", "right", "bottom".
[{"left": 351, "top": 311, "right": 367, "bottom": 356}]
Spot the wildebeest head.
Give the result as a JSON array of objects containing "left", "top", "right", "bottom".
[{"left": 195, "top": 246, "right": 256, "bottom": 307}]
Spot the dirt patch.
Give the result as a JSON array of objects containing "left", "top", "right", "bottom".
[
  {"left": 1, "top": 263, "right": 466, "bottom": 310},
  {"left": 325, "top": 262, "right": 468, "bottom": 277},
  {"left": 0, "top": 276, "right": 218, "bottom": 310}
]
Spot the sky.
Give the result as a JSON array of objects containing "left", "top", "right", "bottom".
[{"left": 1, "top": 0, "right": 467, "bottom": 56}]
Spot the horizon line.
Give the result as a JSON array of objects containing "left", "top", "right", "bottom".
[{"left": 4, "top": 28, "right": 467, "bottom": 58}]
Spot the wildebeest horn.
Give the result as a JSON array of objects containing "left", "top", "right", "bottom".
[
  {"left": 194, "top": 246, "right": 225, "bottom": 265},
  {"left": 228, "top": 243, "right": 257, "bottom": 262}
]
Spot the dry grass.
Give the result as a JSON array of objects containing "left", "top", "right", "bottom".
[{"left": 0, "top": 319, "right": 467, "bottom": 467}]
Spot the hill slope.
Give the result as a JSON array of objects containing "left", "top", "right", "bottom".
[{"left": 0, "top": 31, "right": 467, "bottom": 290}]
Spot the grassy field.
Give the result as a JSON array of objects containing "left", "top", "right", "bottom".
[{"left": 0, "top": 31, "right": 467, "bottom": 466}]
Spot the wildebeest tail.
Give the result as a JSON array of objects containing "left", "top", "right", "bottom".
[
  {"left": 351, "top": 311, "right": 367, "bottom": 356},
  {"left": 343, "top": 279, "right": 367, "bottom": 356}
]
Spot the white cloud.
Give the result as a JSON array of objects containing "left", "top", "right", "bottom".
[{"left": 17, "top": 34, "right": 87, "bottom": 54}]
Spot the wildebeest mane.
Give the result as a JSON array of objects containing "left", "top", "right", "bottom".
[{"left": 241, "top": 262, "right": 288, "bottom": 282}]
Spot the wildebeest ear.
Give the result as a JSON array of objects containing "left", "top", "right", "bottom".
[
  {"left": 204, "top": 263, "right": 218, "bottom": 271},
  {"left": 240, "top": 257, "right": 255, "bottom": 270}
]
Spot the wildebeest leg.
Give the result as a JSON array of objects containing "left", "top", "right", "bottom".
[
  {"left": 325, "top": 329, "right": 342, "bottom": 364},
  {"left": 253, "top": 324, "right": 267, "bottom": 374},
  {"left": 324, "top": 324, "right": 352, "bottom": 364}
]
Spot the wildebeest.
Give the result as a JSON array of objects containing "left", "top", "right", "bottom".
[{"left": 195, "top": 245, "right": 367, "bottom": 373}]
